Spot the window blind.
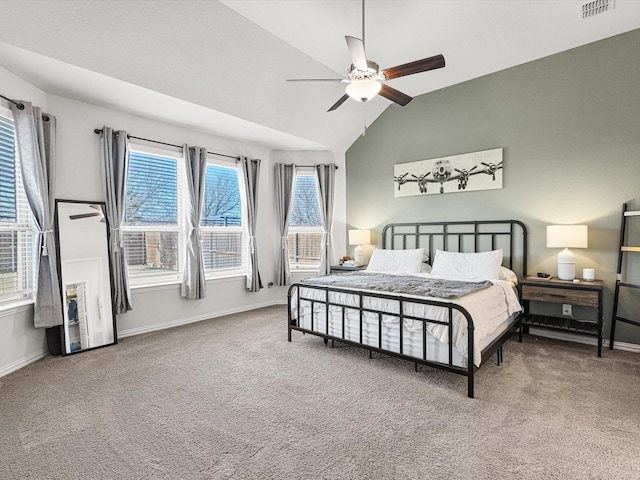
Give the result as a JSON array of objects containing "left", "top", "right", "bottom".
[
  {"left": 125, "top": 151, "right": 178, "bottom": 225},
  {"left": 0, "top": 113, "right": 35, "bottom": 302},
  {"left": 0, "top": 116, "right": 17, "bottom": 223}
]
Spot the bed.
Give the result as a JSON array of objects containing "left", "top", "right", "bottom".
[{"left": 287, "top": 220, "right": 527, "bottom": 398}]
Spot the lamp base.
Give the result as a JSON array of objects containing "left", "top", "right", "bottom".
[
  {"left": 557, "top": 248, "right": 575, "bottom": 281},
  {"left": 354, "top": 245, "right": 365, "bottom": 266}
]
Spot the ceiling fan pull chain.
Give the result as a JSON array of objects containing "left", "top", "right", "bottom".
[{"left": 362, "top": 103, "right": 367, "bottom": 136}]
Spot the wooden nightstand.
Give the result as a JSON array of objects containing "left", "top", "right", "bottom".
[
  {"left": 519, "top": 277, "right": 604, "bottom": 357},
  {"left": 330, "top": 265, "right": 366, "bottom": 274}
]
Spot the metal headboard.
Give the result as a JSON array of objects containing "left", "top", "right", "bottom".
[{"left": 381, "top": 220, "right": 528, "bottom": 278}]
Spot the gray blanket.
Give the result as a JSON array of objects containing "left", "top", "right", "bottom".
[{"left": 301, "top": 272, "right": 492, "bottom": 299}]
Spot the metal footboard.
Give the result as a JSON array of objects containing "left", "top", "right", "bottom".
[{"left": 288, "top": 283, "right": 482, "bottom": 398}]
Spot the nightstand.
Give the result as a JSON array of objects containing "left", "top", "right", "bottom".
[
  {"left": 330, "top": 265, "right": 366, "bottom": 274},
  {"left": 519, "top": 277, "right": 604, "bottom": 356}
]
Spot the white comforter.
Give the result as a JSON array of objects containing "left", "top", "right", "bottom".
[{"left": 291, "top": 273, "right": 522, "bottom": 367}]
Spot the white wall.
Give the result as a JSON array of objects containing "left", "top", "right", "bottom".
[{"left": 0, "top": 67, "right": 346, "bottom": 375}]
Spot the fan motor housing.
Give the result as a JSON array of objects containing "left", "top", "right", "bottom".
[{"left": 348, "top": 60, "right": 380, "bottom": 81}]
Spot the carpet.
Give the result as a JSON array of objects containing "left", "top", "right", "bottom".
[{"left": 1, "top": 305, "right": 638, "bottom": 479}]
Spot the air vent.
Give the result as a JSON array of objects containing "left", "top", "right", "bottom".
[{"left": 582, "top": 0, "right": 614, "bottom": 18}]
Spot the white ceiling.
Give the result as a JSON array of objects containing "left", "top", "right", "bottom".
[{"left": 0, "top": 0, "right": 638, "bottom": 152}]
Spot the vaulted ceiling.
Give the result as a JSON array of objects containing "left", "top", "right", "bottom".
[{"left": 0, "top": 1, "right": 638, "bottom": 152}]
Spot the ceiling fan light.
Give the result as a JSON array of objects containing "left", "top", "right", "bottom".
[{"left": 346, "top": 79, "right": 381, "bottom": 102}]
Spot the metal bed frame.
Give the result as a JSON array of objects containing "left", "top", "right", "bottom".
[{"left": 287, "top": 220, "right": 527, "bottom": 398}]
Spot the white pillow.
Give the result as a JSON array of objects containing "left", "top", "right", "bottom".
[
  {"left": 430, "top": 249, "right": 503, "bottom": 282},
  {"left": 499, "top": 266, "right": 518, "bottom": 285},
  {"left": 366, "top": 248, "right": 424, "bottom": 274}
]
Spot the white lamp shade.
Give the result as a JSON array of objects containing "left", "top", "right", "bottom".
[
  {"left": 345, "top": 80, "right": 382, "bottom": 102},
  {"left": 546, "top": 225, "right": 588, "bottom": 248},
  {"left": 349, "top": 229, "right": 371, "bottom": 246}
]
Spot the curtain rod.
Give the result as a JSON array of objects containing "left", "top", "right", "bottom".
[
  {"left": 0, "top": 93, "right": 50, "bottom": 121},
  {"left": 0, "top": 94, "right": 24, "bottom": 110},
  {"left": 296, "top": 164, "right": 338, "bottom": 170},
  {"left": 93, "top": 128, "right": 239, "bottom": 160}
]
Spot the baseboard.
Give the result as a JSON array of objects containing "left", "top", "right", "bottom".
[
  {"left": 529, "top": 328, "right": 640, "bottom": 353},
  {"left": 0, "top": 349, "right": 48, "bottom": 378},
  {"left": 118, "top": 300, "right": 284, "bottom": 338},
  {"left": 605, "top": 339, "right": 640, "bottom": 353}
]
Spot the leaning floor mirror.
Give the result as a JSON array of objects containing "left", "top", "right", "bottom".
[{"left": 55, "top": 200, "right": 117, "bottom": 355}]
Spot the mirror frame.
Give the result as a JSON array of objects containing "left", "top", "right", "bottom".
[{"left": 54, "top": 199, "right": 117, "bottom": 356}]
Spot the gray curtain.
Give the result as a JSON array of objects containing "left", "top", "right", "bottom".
[
  {"left": 100, "top": 127, "right": 132, "bottom": 314},
  {"left": 181, "top": 145, "right": 207, "bottom": 300},
  {"left": 238, "top": 156, "right": 262, "bottom": 292},
  {"left": 11, "top": 102, "right": 62, "bottom": 328},
  {"left": 315, "top": 163, "right": 336, "bottom": 276},
  {"left": 275, "top": 163, "right": 296, "bottom": 286}
]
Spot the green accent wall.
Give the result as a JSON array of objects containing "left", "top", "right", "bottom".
[{"left": 346, "top": 29, "right": 640, "bottom": 345}]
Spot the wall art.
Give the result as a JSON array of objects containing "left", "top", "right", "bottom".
[{"left": 394, "top": 148, "right": 503, "bottom": 197}]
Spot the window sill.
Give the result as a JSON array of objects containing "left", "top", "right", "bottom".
[
  {"left": 291, "top": 270, "right": 320, "bottom": 276},
  {"left": 0, "top": 298, "right": 35, "bottom": 318},
  {"left": 131, "top": 280, "right": 181, "bottom": 293},
  {"left": 206, "top": 273, "right": 246, "bottom": 284},
  {"left": 130, "top": 273, "right": 246, "bottom": 294}
]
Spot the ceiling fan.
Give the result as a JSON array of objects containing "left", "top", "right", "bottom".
[{"left": 286, "top": 0, "right": 445, "bottom": 112}]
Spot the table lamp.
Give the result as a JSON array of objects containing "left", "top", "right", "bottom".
[
  {"left": 547, "top": 225, "right": 588, "bottom": 280},
  {"left": 348, "top": 229, "right": 371, "bottom": 266}
]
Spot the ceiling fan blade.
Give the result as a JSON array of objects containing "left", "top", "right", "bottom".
[
  {"left": 69, "top": 212, "right": 100, "bottom": 220},
  {"left": 382, "top": 54, "right": 445, "bottom": 80},
  {"left": 378, "top": 84, "right": 412, "bottom": 106},
  {"left": 345, "top": 36, "right": 368, "bottom": 70},
  {"left": 286, "top": 78, "right": 347, "bottom": 82},
  {"left": 327, "top": 94, "right": 350, "bottom": 112}
]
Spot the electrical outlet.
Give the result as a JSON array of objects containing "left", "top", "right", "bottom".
[{"left": 562, "top": 304, "right": 572, "bottom": 316}]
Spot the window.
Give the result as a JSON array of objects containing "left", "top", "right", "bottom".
[
  {"left": 288, "top": 173, "right": 322, "bottom": 271},
  {"left": 200, "top": 163, "right": 246, "bottom": 276},
  {"left": 122, "top": 149, "right": 247, "bottom": 286},
  {"left": 0, "top": 109, "right": 35, "bottom": 304},
  {"left": 122, "top": 149, "right": 182, "bottom": 285}
]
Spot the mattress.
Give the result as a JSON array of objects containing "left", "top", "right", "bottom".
[{"left": 291, "top": 274, "right": 522, "bottom": 367}]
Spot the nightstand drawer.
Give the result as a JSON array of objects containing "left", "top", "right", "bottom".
[{"left": 521, "top": 285, "right": 598, "bottom": 307}]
